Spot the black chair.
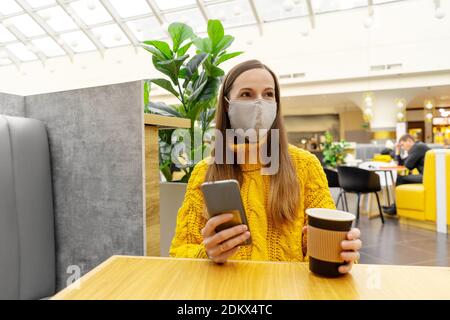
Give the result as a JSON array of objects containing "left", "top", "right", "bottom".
[
  {"left": 337, "top": 166, "right": 385, "bottom": 224},
  {"left": 323, "top": 167, "right": 347, "bottom": 211}
]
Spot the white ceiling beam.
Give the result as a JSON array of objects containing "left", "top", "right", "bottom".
[
  {"left": 15, "top": 0, "right": 75, "bottom": 62},
  {"left": 55, "top": 0, "right": 106, "bottom": 58},
  {"left": 99, "top": 0, "right": 139, "bottom": 52},
  {"left": 0, "top": 12, "right": 21, "bottom": 69},
  {"left": 306, "top": 0, "right": 316, "bottom": 29},
  {"left": 3, "top": 25, "right": 46, "bottom": 66},
  {"left": 0, "top": 12, "right": 46, "bottom": 66},
  {"left": 368, "top": 0, "right": 374, "bottom": 16},
  {"left": 196, "top": 0, "right": 210, "bottom": 23},
  {"left": 248, "top": 0, "right": 263, "bottom": 36},
  {"left": 145, "top": 0, "right": 166, "bottom": 25},
  {"left": 0, "top": 47, "right": 21, "bottom": 70}
]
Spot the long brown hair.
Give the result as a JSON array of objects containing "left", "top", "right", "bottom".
[{"left": 204, "top": 59, "right": 300, "bottom": 227}]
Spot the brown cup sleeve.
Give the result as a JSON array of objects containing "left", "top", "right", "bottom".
[{"left": 307, "top": 225, "right": 348, "bottom": 263}]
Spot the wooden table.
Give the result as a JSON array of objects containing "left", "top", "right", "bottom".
[{"left": 52, "top": 255, "right": 450, "bottom": 300}]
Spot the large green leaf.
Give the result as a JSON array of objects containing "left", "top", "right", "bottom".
[
  {"left": 160, "top": 161, "right": 173, "bottom": 182},
  {"left": 207, "top": 20, "right": 224, "bottom": 51},
  {"left": 149, "top": 78, "right": 179, "bottom": 97},
  {"left": 148, "top": 101, "right": 183, "bottom": 118},
  {"left": 215, "top": 51, "right": 243, "bottom": 65},
  {"left": 185, "top": 53, "right": 208, "bottom": 83},
  {"left": 199, "top": 107, "right": 216, "bottom": 130},
  {"left": 187, "top": 99, "right": 209, "bottom": 122},
  {"left": 192, "top": 70, "right": 207, "bottom": 91},
  {"left": 142, "top": 45, "right": 166, "bottom": 61},
  {"left": 204, "top": 58, "right": 225, "bottom": 77},
  {"left": 214, "top": 35, "right": 234, "bottom": 54},
  {"left": 154, "top": 54, "right": 189, "bottom": 85},
  {"left": 207, "top": 107, "right": 216, "bottom": 124},
  {"left": 188, "top": 70, "right": 208, "bottom": 102},
  {"left": 144, "top": 80, "right": 150, "bottom": 106},
  {"left": 197, "top": 77, "right": 220, "bottom": 102},
  {"left": 142, "top": 40, "right": 172, "bottom": 59},
  {"left": 178, "top": 68, "right": 187, "bottom": 79},
  {"left": 168, "top": 22, "right": 194, "bottom": 52},
  {"left": 193, "top": 37, "right": 212, "bottom": 53},
  {"left": 177, "top": 41, "right": 193, "bottom": 57},
  {"left": 152, "top": 55, "right": 177, "bottom": 84},
  {"left": 188, "top": 78, "right": 220, "bottom": 120},
  {"left": 189, "top": 79, "right": 208, "bottom": 103}
]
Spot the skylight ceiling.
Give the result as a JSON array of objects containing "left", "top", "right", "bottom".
[{"left": 0, "top": 0, "right": 419, "bottom": 69}]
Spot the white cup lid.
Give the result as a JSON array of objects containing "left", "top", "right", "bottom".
[{"left": 306, "top": 208, "right": 355, "bottom": 222}]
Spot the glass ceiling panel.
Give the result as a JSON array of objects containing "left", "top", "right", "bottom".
[
  {"left": 59, "top": 30, "right": 96, "bottom": 52},
  {"left": 373, "top": 0, "right": 400, "bottom": 4},
  {"left": 256, "top": 0, "right": 308, "bottom": 22},
  {"left": 0, "top": 24, "right": 17, "bottom": 42},
  {"left": 37, "top": 6, "right": 78, "bottom": 32},
  {"left": 127, "top": 16, "right": 166, "bottom": 42},
  {"left": 69, "top": 0, "right": 113, "bottom": 26},
  {"left": 154, "top": 0, "right": 196, "bottom": 11},
  {"left": 313, "top": 0, "right": 369, "bottom": 13},
  {"left": 0, "top": 0, "right": 23, "bottom": 16},
  {"left": 91, "top": 24, "right": 129, "bottom": 47},
  {"left": 7, "top": 14, "right": 46, "bottom": 37},
  {"left": 0, "top": 49, "right": 12, "bottom": 65},
  {"left": 25, "top": 0, "right": 57, "bottom": 9},
  {"left": 6, "top": 42, "right": 38, "bottom": 61},
  {"left": 108, "top": 0, "right": 152, "bottom": 18},
  {"left": 0, "top": 57, "right": 12, "bottom": 65},
  {"left": 31, "top": 36, "right": 65, "bottom": 57},
  {"left": 0, "top": 0, "right": 414, "bottom": 68},
  {"left": 206, "top": 0, "right": 256, "bottom": 28},
  {"left": 164, "top": 8, "right": 206, "bottom": 33}
]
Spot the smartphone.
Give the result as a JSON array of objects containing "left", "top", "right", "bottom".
[{"left": 200, "top": 179, "right": 252, "bottom": 245}]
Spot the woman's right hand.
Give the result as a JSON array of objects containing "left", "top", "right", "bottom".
[{"left": 201, "top": 213, "right": 250, "bottom": 264}]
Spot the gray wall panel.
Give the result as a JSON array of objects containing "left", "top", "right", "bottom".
[
  {"left": 25, "top": 81, "right": 144, "bottom": 290},
  {"left": 0, "top": 92, "right": 25, "bottom": 117}
]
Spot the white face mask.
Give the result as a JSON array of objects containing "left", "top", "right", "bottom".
[{"left": 226, "top": 97, "right": 277, "bottom": 132}]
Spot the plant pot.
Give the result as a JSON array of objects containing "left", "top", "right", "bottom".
[{"left": 159, "top": 182, "right": 188, "bottom": 256}]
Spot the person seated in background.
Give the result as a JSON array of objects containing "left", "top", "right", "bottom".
[{"left": 383, "top": 134, "right": 430, "bottom": 215}]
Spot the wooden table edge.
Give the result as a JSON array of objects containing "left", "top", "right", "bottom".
[
  {"left": 50, "top": 255, "right": 450, "bottom": 300},
  {"left": 50, "top": 255, "right": 122, "bottom": 300}
]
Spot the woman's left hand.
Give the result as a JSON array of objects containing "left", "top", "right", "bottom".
[{"left": 338, "top": 228, "right": 362, "bottom": 274}]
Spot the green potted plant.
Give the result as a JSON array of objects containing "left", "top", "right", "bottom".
[
  {"left": 322, "top": 131, "right": 350, "bottom": 168},
  {"left": 142, "top": 19, "right": 243, "bottom": 182},
  {"left": 142, "top": 20, "right": 243, "bottom": 255}
]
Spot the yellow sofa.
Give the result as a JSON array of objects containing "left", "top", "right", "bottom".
[
  {"left": 395, "top": 150, "right": 450, "bottom": 224},
  {"left": 373, "top": 154, "right": 392, "bottom": 162}
]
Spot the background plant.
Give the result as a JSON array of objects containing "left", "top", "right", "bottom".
[
  {"left": 142, "top": 20, "right": 243, "bottom": 182},
  {"left": 322, "top": 131, "right": 350, "bottom": 168}
]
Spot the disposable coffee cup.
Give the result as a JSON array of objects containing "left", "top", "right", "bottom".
[{"left": 306, "top": 208, "right": 355, "bottom": 277}]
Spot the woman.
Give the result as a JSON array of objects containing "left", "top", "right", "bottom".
[{"left": 170, "top": 60, "right": 361, "bottom": 274}]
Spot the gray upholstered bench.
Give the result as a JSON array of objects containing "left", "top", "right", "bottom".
[{"left": 0, "top": 115, "right": 55, "bottom": 300}]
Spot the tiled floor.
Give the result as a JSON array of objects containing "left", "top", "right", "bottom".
[
  {"left": 334, "top": 189, "right": 450, "bottom": 267},
  {"left": 356, "top": 214, "right": 450, "bottom": 267}
]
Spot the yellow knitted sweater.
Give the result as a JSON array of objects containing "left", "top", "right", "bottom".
[{"left": 169, "top": 144, "right": 336, "bottom": 262}]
